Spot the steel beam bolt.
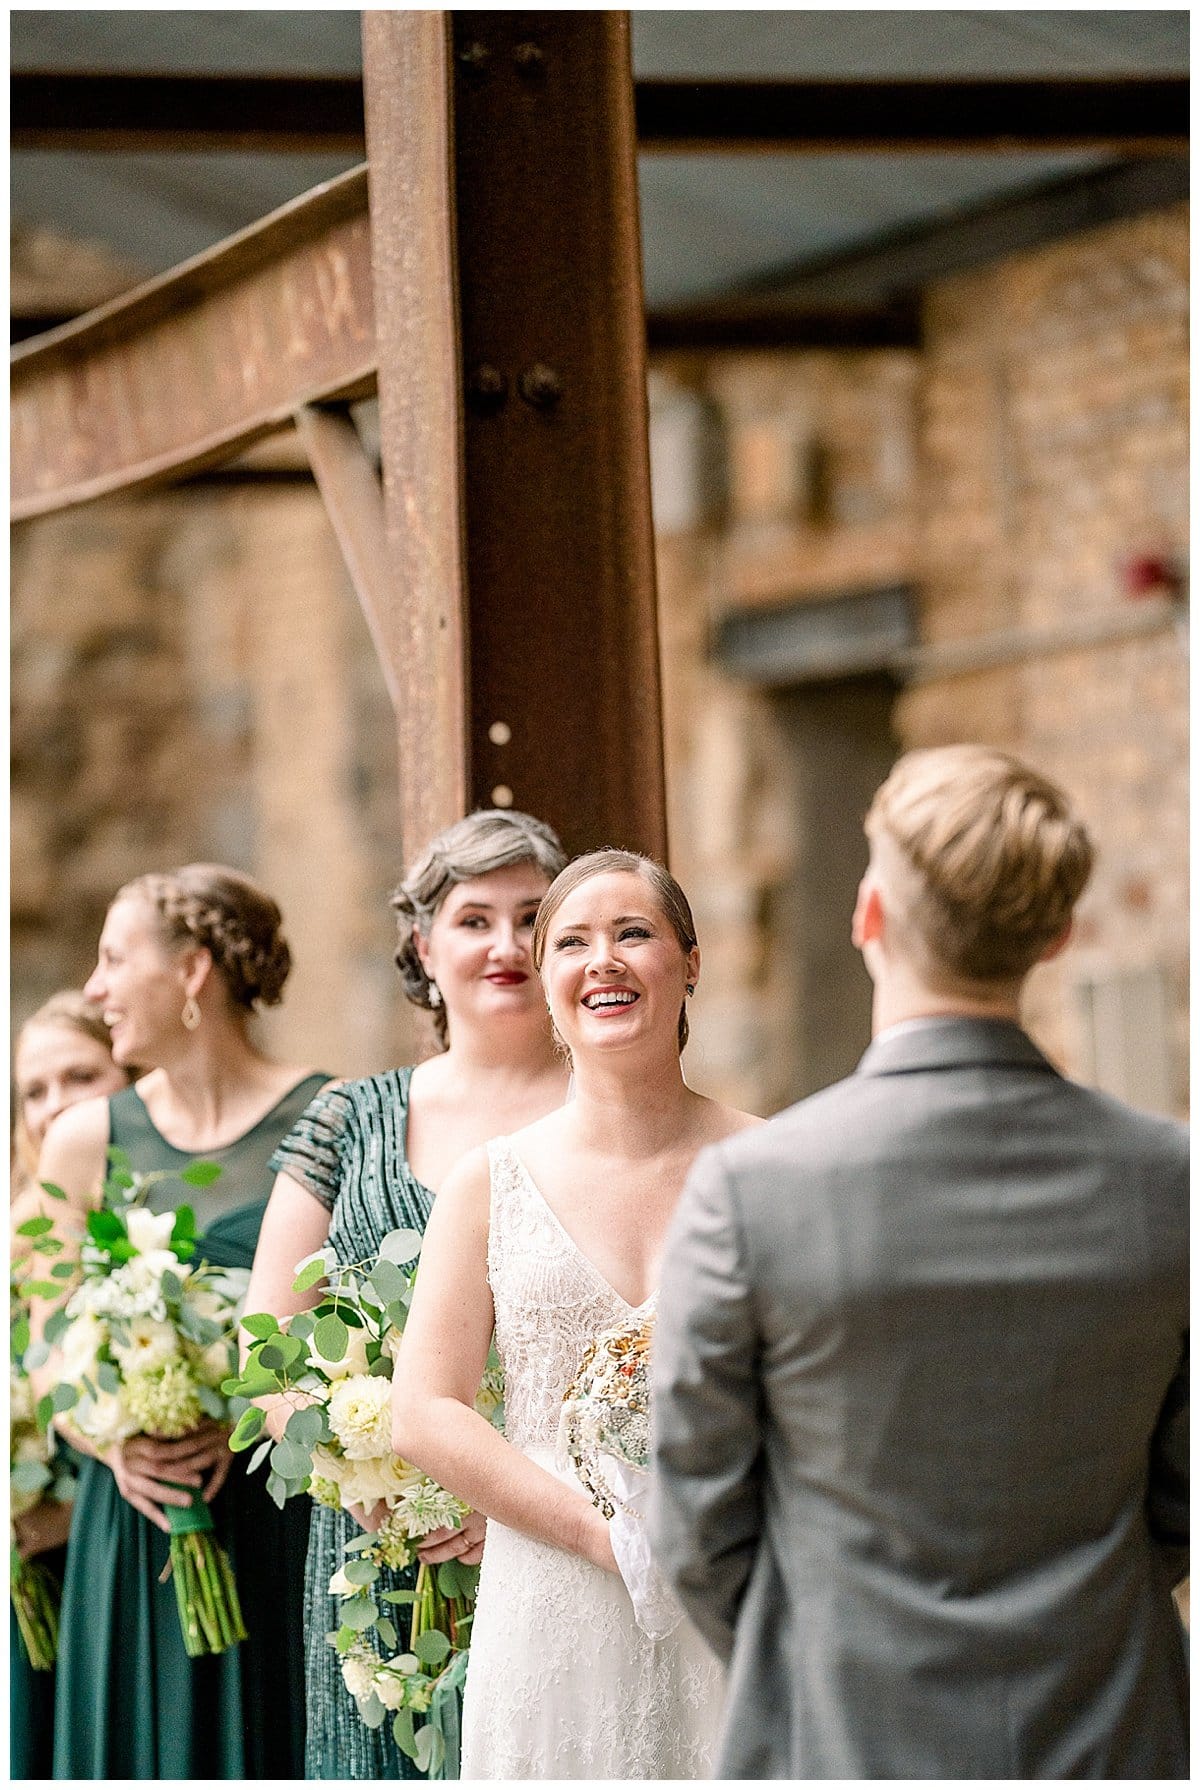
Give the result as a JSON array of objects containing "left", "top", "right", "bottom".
[{"left": 518, "top": 364, "right": 563, "bottom": 410}]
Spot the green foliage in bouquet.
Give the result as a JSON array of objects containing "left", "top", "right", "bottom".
[
  {"left": 10, "top": 1246, "right": 76, "bottom": 1671},
  {"left": 25, "top": 1147, "right": 248, "bottom": 1658},
  {"left": 225, "top": 1229, "right": 504, "bottom": 1774}
]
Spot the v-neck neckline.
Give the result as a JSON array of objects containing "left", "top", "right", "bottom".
[{"left": 502, "top": 1139, "right": 657, "bottom": 1317}]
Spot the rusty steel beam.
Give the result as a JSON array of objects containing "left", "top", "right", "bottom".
[
  {"left": 450, "top": 13, "right": 666, "bottom": 859},
  {"left": 11, "top": 167, "right": 375, "bottom": 522},
  {"left": 361, "top": 11, "right": 470, "bottom": 849},
  {"left": 294, "top": 403, "right": 403, "bottom": 712}
]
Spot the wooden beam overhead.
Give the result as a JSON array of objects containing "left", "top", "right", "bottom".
[{"left": 11, "top": 71, "right": 1189, "bottom": 155}]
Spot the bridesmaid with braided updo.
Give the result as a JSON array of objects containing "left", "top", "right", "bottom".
[
  {"left": 245, "top": 809, "right": 569, "bottom": 1779},
  {"left": 33, "top": 864, "right": 330, "bottom": 1778}
]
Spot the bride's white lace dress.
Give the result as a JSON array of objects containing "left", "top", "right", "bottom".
[{"left": 459, "top": 1138, "right": 726, "bottom": 1780}]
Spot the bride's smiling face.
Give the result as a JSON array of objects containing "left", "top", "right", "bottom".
[{"left": 543, "top": 870, "right": 699, "bottom": 1059}]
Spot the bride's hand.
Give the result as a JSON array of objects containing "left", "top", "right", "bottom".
[
  {"left": 345, "top": 1499, "right": 387, "bottom": 1533},
  {"left": 417, "top": 1509, "right": 487, "bottom": 1567}
]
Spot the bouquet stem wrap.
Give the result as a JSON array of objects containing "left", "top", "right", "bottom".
[
  {"left": 165, "top": 1486, "right": 246, "bottom": 1658},
  {"left": 11, "top": 1555, "right": 61, "bottom": 1671}
]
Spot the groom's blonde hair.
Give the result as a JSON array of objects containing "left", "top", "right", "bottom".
[{"left": 865, "top": 745, "right": 1094, "bottom": 983}]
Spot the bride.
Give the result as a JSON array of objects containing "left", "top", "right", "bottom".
[{"left": 392, "top": 849, "right": 760, "bottom": 1778}]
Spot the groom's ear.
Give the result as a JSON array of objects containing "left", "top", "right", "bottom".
[{"left": 851, "top": 877, "right": 884, "bottom": 952}]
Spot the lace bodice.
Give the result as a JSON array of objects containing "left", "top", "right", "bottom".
[{"left": 487, "top": 1138, "right": 647, "bottom": 1452}]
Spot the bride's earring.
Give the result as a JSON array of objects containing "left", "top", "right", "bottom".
[
  {"left": 685, "top": 983, "right": 696, "bottom": 997},
  {"left": 427, "top": 980, "right": 442, "bottom": 1009},
  {"left": 181, "top": 996, "right": 202, "bottom": 1031}
]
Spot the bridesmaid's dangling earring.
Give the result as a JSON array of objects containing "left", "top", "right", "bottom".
[
  {"left": 427, "top": 981, "right": 442, "bottom": 1009},
  {"left": 181, "top": 996, "right": 202, "bottom": 1031}
]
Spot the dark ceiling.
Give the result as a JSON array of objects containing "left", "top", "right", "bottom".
[{"left": 9, "top": 10, "right": 1190, "bottom": 313}]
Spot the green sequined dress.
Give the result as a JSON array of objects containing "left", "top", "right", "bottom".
[
  {"left": 268, "top": 1070, "right": 438, "bottom": 1781},
  {"left": 51, "top": 1074, "right": 328, "bottom": 1780}
]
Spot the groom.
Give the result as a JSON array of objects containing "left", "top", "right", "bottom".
[{"left": 651, "top": 745, "right": 1188, "bottom": 1778}]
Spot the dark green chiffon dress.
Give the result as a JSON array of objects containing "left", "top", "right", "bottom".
[
  {"left": 268, "top": 1070, "right": 437, "bottom": 1781},
  {"left": 10, "top": 1536, "right": 67, "bottom": 1778},
  {"left": 51, "top": 1074, "right": 328, "bottom": 1780}
]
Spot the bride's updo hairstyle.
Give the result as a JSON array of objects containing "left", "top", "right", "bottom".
[
  {"left": 391, "top": 809, "right": 566, "bottom": 1047},
  {"left": 116, "top": 864, "right": 292, "bottom": 1010},
  {"left": 531, "top": 849, "right": 699, "bottom": 1052}
]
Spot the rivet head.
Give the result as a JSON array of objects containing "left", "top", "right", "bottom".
[
  {"left": 518, "top": 364, "right": 563, "bottom": 410},
  {"left": 458, "top": 41, "right": 490, "bottom": 75},
  {"left": 467, "top": 364, "right": 508, "bottom": 414},
  {"left": 513, "top": 42, "right": 545, "bottom": 77}
]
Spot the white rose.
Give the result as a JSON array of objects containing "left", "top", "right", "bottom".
[
  {"left": 372, "top": 1453, "right": 427, "bottom": 1503},
  {"left": 380, "top": 1329, "right": 404, "bottom": 1365},
  {"left": 77, "top": 1389, "right": 136, "bottom": 1448},
  {"left": 373, "top": 1661, "right": 416, "bottom": 1711},
  {"left": 310, "top": 1445, "right": 347, "bottom": 1488},
  {"left": 58, "top": 1311, "right": 108, "bottom": 1383},
  {"left": 337, "top": 1458, "right": 392, "bottom": 1512},
  {"left": 311, "top": 1324, "right": 371, "bottom": 1381},
  {"left": 327, "top": 1375, "right": 394, "bottom": 1462},
  {"left": 125, "top": 1208, "right": 178, "bottom": 1257},
  {"left": 110, "top": 1317, "right": 179, "bottom": 1376},
  {"left": 340, "top": 1648, "right": 380, "bottom": 1705},
  {"left": 328, "top": 1565, "right": 356, "bottom": 1597}
]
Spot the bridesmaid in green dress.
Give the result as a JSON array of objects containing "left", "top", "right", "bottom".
[
  {"left": 32, "top": 864, "right": 330, "bottom": 1778},
  {"left": 10, "top": 993, "right": 129, "bottom": 1779},
  {"left": 244, "top": 810, "right": 569, "bottom": 1778}
]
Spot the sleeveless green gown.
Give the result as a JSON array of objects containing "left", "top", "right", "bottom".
[
  {"left": 10, "top": 1537, "right": 67, "bottom": 1778},
  {"left": 51, "top": 1074, "right": 328, "bottom": 1780},
  {"left": 268, "top": 1070, "right": 438, "bottom": 1780}
]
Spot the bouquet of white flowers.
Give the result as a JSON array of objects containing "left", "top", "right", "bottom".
[
  {"left": 25, "top": 1148, "right": 248, "bottom": 1657},
  {"left": 10, "top": 1264, "right": 76, "bottom": 1670},
  {"left": 227, "top": 1229, "right": 504, "bottom": 1777}
]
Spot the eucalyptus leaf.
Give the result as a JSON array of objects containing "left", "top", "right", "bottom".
[
  {"left": 340, "top": 1595, "right": 379, "bottom": 1633},
  {"left": 22, "top": 1338, "right": 48, "bottom": 1371},
  {"left": 376, "top": 1615, "right": 398, "bottom": 1652},
  {"left": 392, "top": 1709, "right": 417, "bottom": 1760},
  {"left": 247, "top": 1437, "right": 272, "bottom": 1475},
  {"left": 359, "top": 1692, "right": 387, "bottom": 1731},
  {"left": 230, "top": 1406, "right": 266, "bottom": 1451},
  {"left": 343, "top": 1559, "right": 379, "bottom": 1588},
  {"left": 50, "top": 1262, "right": 77, "bottom": 1280},
  {"left": 180, "top": 1161, "right": 222, "bottom": 1187},
  {"left": 378, "top": 1228, "right": 422, "bottom": 1266},
  {"left": 38, "top": 1181, "right": 68, "bottom": 1201},
  {"left": 412, "top": 1628, "right": 451, "bottom": 1666},
  {"left": 366, "top": 1259, "right": 408, "bottom": 1305},
  {"left": 43, "top": 1309, "right": 69, "bottom": 1347},
  {"left": 380, "top": 1589, "right": 417, "bottom": 1605},
  {"left": 265, "top": 1470, "right": 289, "bottom": 1510},
  {"left": 35, "top": 1394, "right": 54, "bottom": 1434},
  {"left": 292, "top": 1258, "right": 328, "bottom": 1294},
  {"left": 106, "top": 1145, "right": 132, "bottom": 1170},
  {"left": 288, "top": 1312, "right": 316, "bottom": 1343},
  {"left": 196, "top": 1384, "right": 225, "bottom": 1419},
  {"left": 312, "top": 1314, "right": 349, "bottom": 1364},
  {"left": 240, "top": 1312, "right": 280, "bottom": 1341},
  {"left": 16, "top": 1215, "right": 53, "bottom": 1238},
  {"left": 414, "top": 1724, "right": 444, "bottom": 1776},
  {"left": 335, "top": 1624, "right": 357, "bottom": 1653},
  {"left": 19, "top": 1280, "right": 60, "bottom": 1300},
  {"left": 284, "top": 1405, "right": 327, "bottom": 1448},
  {"left": 270, "top": 1437, "right": 314, "bottom": 1483},
  {"left": 343, "top": 1532, "right": 375, "bottom": 1555},
  {"left": 96, "top": 1361, "right": 121, "bottom": 1395},
  {"left": 160, "top": 1270, "right": 184, "bottom": 1304}
]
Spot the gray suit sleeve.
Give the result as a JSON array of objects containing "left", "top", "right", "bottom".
[
  {"left": 649, "top": 1144, "right": 762, "bottom": 1663},
  {"left": 1146, "top": 1332, "right": 1189, "bottom": 1587}
]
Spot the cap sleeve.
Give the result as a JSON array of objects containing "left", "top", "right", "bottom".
[{"left": 268, "top": 1080, "right": 354, "bottom": 1212}]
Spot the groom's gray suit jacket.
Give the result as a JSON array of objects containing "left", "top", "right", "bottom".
[{"left": 651, "top": 1018, "right": 1188, "bottom": 1779}]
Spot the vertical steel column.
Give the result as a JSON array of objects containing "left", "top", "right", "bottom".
[
  {"left": 362, "top": 11, "right": 666, "bottom": 861},
  {"left": 453, "top": 13, "right": 667, "bottom": 859},
  {"left": 362, "top": 12, "right": 470, "bottom": 854}
]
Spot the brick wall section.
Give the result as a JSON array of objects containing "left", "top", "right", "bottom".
[
  {"left": 904, "top": 203, "right": 1189, "bottom": 1105},
  {"left": 11, "top": 482, "right": 418, "bottom": 1079}
]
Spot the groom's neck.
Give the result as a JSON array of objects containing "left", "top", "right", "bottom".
[{"left": 870, "top": 961, "right": 1025, "bottom": 1037}]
